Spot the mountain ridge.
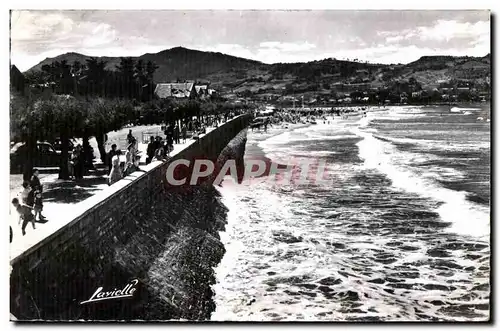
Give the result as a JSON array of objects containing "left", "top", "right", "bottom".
[
  {"left": 26, "top": 46, "right": 490, "bottom": 73},
  {"left": 23, "top": 46, "right": 491, "bottom": 94}
]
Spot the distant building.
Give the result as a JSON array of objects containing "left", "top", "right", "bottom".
[
  {"left": 194, "top": 84, "right": 217, "bottom": 99},
  {"left": 155, "top": 82, "right": 218, "bottom": 100},
  {"left": 195, "top": 84, "right": 209, "bottom": 99},
  {"left": 154, "top": 82, "right": 196, "bottom": 99}
]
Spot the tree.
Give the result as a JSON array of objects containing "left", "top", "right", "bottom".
[
  {"left": 39, "top": 61, "right": 73, "bottom": 94},
  {"left": 31, "top": 95, "right": 87, "bottom": 179},
  {"left": 24, "top": 70, "right": 50, "bottom": 87},
  {"left": 116, "top": 57, "right": 136, "bottom": 99},
  {"left": 10, "top": 89, "right": 36, "bottom": 180},
  {"left": 87, "top": 98, "right": 130, "bottom": 163},
  {"left": 134, "top": 60, "right": 146, "bottom": 100},
  {"left": 146, "top": 61, "right": 158, "bottom": 81},
  {"left": 85, "top": 57, "right": 107, "bottom": 96}
]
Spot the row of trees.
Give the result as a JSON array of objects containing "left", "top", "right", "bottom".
[
  {"left": 11, "top": 95, "right": 133, "bottom": 180},
  {"left": 24, "top": 57, "right": 159, "bottom": 101},
  {"left": 16, "top": 57, "right": 154, "bottom": 180},
  {"left": 136, "top": 98, "right": 254, "bottom": 126}
]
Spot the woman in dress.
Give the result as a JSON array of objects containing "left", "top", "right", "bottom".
[
  {"left": 108, "top": 152, "right": 123, "bottom": 185},
  {"left": 123, "top": 143, "right": 134, "bottom": 176}
]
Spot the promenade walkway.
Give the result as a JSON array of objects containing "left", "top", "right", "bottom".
[{"left": 9, "top": 120, "right": 227, "bottom": 260}]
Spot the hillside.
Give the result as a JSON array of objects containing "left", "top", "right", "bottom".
[
  {"left": 27, "top": 52, "right": 123, "bottom": 73},
  {"left": 26, "top": 47, "right": 265, "bottom": 83},
  {"left": 25, "top": 47, "right": 490, "bottom": 97}
]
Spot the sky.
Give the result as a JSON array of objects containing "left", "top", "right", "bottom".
[{"left": 10, "top": 10, "right": 491, "bottom": 71}]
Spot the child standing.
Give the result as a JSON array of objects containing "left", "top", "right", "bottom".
[
  {"left": 33, "top": 190, "right": 45, "bottom": 221},
  {"left": 11, "top": 198, "right": 36, "bottom": 236}
]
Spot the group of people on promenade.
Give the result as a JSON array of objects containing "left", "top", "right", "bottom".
[
  {"left": 145, "top": 122, "right": 189, "bottom": 163},
  {"left": 145, "top": 136, "right": 171, "bottom": 165},
  {"left": 68, "top": 143, "right": 95, "bottom": 181},
  {"left": 68, "top": 144, "right": 85, "bottom": 180},
  {"left": 11, "top": 169, "right": 45, "bottom": 241},
  {"left": 106, "top": 130, "right": 142, "bottom": 186}
]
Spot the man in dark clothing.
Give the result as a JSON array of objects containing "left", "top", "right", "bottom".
[
  {"left": 174, "top": 124, "right": 180, "bottom": 144},
  {"left": 165, "top": 124, "right": 174, "bottom": 147},
  {"left": 127, "top": 129, "right": 134, "bottom": 144},
  {"left": 146, "top": 136, "right": 156, "bottom": 164},
  {"left": 72, "top": 145, "right": 84, "bottom": 180},
  {"left": 107, "top": 144, "right": 118, "bottom": 174},
  {"left": 181, "top": 124, "right": 187, "bottom": 143},
  {"left": 154, "top": 136, "right": 161, "bottom": 152},
  {"left": 30, "top": 169, "right": 42, "bottom": 193},
  {"left": 78, "top": 145, "right": 86, "bottom": 177},
  {"left": 165, "top": 134, "right": 174, "bottom": 156}
]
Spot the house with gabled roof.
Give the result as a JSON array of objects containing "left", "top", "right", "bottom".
[
  {"left": 154, "top": 82, "right": 196, "bottom": 99},
  {"left": 195, "top": 84, "right": 217, "bottom": 99}
]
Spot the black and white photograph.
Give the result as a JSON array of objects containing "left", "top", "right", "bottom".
[{"left": 7, "top": 7, "right": 491, "bottom": 322}]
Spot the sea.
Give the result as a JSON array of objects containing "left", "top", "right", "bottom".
[{"left": 211, "top": 104, "right": 491, "bottom": 322}]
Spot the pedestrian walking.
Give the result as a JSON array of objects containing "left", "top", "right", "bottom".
[
  {"left": 146, "top": 136, "right": 156, "bottom": 164},
  {"left": 30, "top": 169, "right": 42, "bottom": 193},
  {"left": 166, "top": 134, "right": 174, "bottom": 156},
  {"left": 12, "top": 198, "right": 36, "bottom": 236},
  {"left": 181, "top": 124, "right": 187, "bottom": 143},
  {"left": 72, "top": 145, "right": 84, "bottom": 180},
  {"left": 124, "top": 138, "right": 140, "bottom": 176},
  {"left": 33, "top": 190, "right": 46, "bottom": 221},
  {"left": 174, "top": 124, "right": 180, "bottom": 144},
  {"left": 127, "top": 129, "right": 134, "bottom": 144},
  {"left": 107, "top": 144, "right": 118, "bottom": 174},
  {"left": 108, "top": 152, "right": 123, "bottom": 185}
]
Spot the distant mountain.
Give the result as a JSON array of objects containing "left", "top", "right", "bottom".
[
  {"left": 25, "top": 47, "right": 490, "bottom": 95},
  {"left": 27, "top": 52, "right": 122, "bottom": 73},
  {"left": 26, "top": 47, "right": 265, "bottom": 82}
]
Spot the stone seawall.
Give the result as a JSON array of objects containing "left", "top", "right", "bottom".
[{"left": 10, "top": 115, "right": 250, "bottom": 321}]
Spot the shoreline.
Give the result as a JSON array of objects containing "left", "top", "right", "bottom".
[
  {"left": 247, "top": 122, "right": 312, "bottom": 143},
  {"left": 243, "top": 122, "right": 312, "bottom": 162}
]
